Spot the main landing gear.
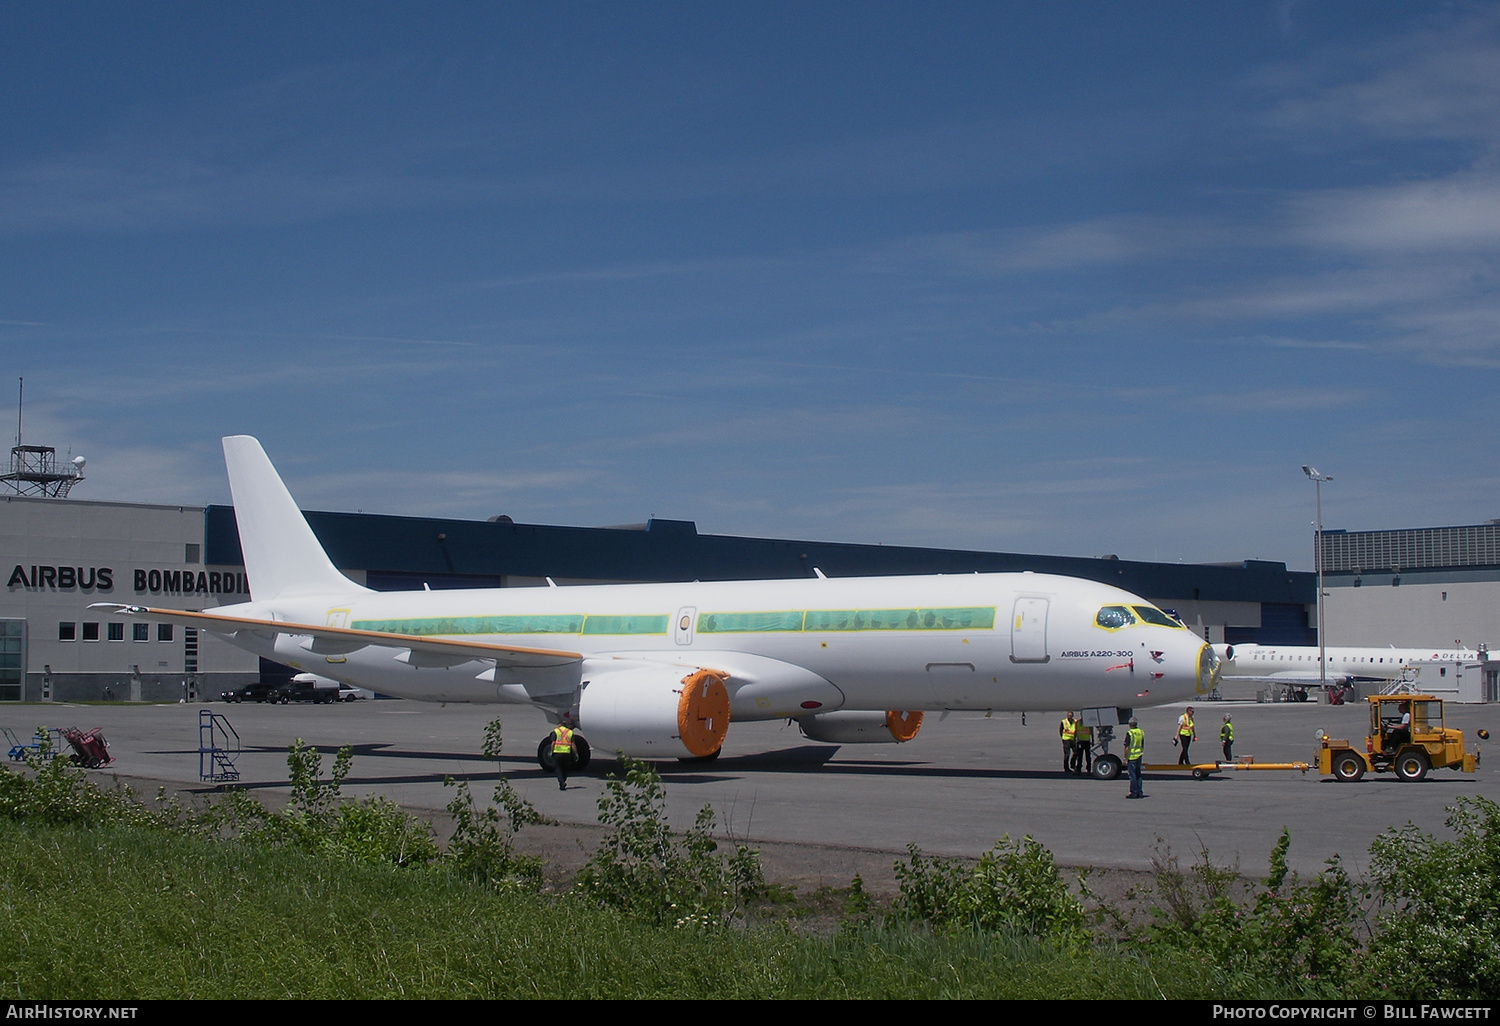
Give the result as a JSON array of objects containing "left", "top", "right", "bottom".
[{"left": 536, "top": 732, "right": 592, "bottom": 772}]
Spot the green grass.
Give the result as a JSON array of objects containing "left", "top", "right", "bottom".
[
  {"left": 0, "top": 822, "right": 1227, "bottom": 1000},
  {"left": 6, "top": 745, "right": 1491, "bottom": 998}
]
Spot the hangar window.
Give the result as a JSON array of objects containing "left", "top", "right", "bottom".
[
  {"left": 59, "top": 622, "right": 76, "bottom": 642},
  {"left": 107, "top": 622, "right": 124, "bottom": 642},
  {"left": 157, "top": 623, "right": 173, "bottom": 642},
  {"left": 185, "top": 543, "right": 200, "bottom": 564},
  {"left": 132, "top": 623, "right": 149, "bottom": 642},
  {"left": 82, "top": 622, "right": 99, "bottom": 642},
  {"left": 0, "top": 621, "right": 21, "bottom": 701},
  {"left": 1095, "top": 606, "right": 1136, "bottom": 630}
]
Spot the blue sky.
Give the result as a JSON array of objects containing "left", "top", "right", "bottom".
[{"left": 4, "top": 2, "right": 1499, "bottom": 569}]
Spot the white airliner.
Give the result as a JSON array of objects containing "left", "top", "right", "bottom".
[
  {"left": 1215, "top": 642, "right": 1481, "bottom": 692},
  {"left": 96, "top": 436, "right": 1219, "bottom": 766}
]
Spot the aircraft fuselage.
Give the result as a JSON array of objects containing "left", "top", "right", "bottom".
[{"left": 221, "top": 571, "right": 1213, "bottom": 717}]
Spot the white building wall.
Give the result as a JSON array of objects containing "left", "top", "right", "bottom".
[
  {"left": 1, "top": 495, "right": 259, "bottom": 700},
  {"left": 1323, "top": 577, "right": 1500, "bottom": 651}
]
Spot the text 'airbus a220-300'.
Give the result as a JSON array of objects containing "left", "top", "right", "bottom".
[{"left": 95, "top": 437, "right": 1219, "bottom": 776}]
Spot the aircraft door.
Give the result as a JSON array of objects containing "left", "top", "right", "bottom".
[
  {"left": 1010, "top": 597, "right": 1050, "bottom": 663},
  {"left": 674, "top": 606, "right": 696, "bottom": 646}
]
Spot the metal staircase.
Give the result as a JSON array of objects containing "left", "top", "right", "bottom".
[{"left": 198, "top": 709, "right": 241, "bottom": 782}]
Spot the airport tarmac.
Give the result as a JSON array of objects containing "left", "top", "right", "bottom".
[{"left": 12, "top": 695, "right": 1498, "bottom": 892}]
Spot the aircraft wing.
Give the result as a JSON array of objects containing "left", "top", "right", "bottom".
[{"left": 89, "top": 603, "right": 582, "bottom": 670}]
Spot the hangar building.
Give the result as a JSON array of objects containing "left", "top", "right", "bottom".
[
  {"left": 1322, "top": 522, "right": 1500, "bottom": 701},
  {"left": 2, "top": 490, "right": 1317, "bottom": 703}
]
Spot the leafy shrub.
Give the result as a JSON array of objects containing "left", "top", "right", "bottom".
[
  {"left": 0, "top": 732, "right": 169, "bottom": 829},
  {"left": 443, "top": 777, "right": 547, "bottom": 889},
  {"left": 1144, "top": 829, "right": 1361, "bottom": 995},
  {"left": 1144, "top": 836, "right": 1240, "bottom": 932},
  {"left": 575, "top": 757, "right": 763, "bottom": 927},
  {"left": 281, "top": 740, "right": 438, "bottom": 866},
  {"left": 206, "top": 740, "right": 437, "bottom": 866},
  {"left": 892, "top": 835, "right": 1090, "bottom": 951},
  {"left": 1364, "top": 796, "right": 1500, "bottom": 998},
  {"left": 481, "top": 717, "right": 504, "bottom": 761}
]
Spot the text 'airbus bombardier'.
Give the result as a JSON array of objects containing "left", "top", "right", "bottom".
[{"left": 96, "top": 436, "right": 1219, "bottom": 768}]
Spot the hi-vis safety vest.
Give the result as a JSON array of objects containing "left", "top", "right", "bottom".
[
  {"left": 1221, "top": 722, "right": 1234, "bottom": 742},
  {"left": 552, "top": 726, "right": 575, "bottom": 754},
  {"left": 1126, "top": 727, "right": 1145, "bottom": 760},
  {"left": 1178, "top": 714, "right": 1195, "bottom": 737},
  {"left": 1060, "top": 717, "right": 1077, "bottom": 741}
]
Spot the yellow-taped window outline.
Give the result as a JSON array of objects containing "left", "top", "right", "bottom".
[
  {"left": 1094, "top": 604, "right": 1188, "bottom": 631},
  {"left": 1131, "top": 605, "right": 1187, "bottom": 629}
]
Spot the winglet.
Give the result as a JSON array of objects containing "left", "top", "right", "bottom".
[{"left": 222, "top": 436, "right": 368, "bottom": 601}]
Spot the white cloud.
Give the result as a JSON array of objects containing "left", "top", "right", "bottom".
[
  {"left": 1258, "top": 8, "right": 1500, "bottom": 143},
  {"left": 1293, "top": 174, "right": 1500, "bottom": 253}
]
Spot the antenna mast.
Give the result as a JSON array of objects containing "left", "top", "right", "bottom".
[{"left": 0, "top": 378, "right": 86, "bottom": 498}]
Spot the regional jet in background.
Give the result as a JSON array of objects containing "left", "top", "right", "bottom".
[
  {"left": 96, "top": 436, "right": 1219, "bottom": 773},
  {"left": 1214, "top": 642, "right": 1483, "bottom": 699}
]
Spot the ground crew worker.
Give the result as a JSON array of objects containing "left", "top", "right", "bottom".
[
  {"left": 1125, "top": 718, "right": 1145, "bottom": 799},
  {"left": 1059, "top": 711, "right": 1078, "bottom": 773},
  {"left": 1387, "top": 701, "right": 1412, "bottom": 749},
  {"left": 1074, "top": 718, "right": 1094, "bottom": 775},
  {"left": 1220, "top": 715, "right": 1234, "bottom": 761},
  {"left": 550, "top": 723, "right": 577, "bottom": 790},
  {"left": 1177, "top": 706, "right": 1196, "bottom": 765}
]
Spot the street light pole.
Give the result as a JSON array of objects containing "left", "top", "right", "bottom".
[{"left": 1302, "top": 465, "right": 1332, "bottom": 690}]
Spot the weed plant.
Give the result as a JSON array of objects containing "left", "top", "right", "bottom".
[
  {"left": 1140, "top": 829, "right": 1362, "bottom": 997},
  {"left": 575, "top": 757, "right": 764, "bottom": 928},
  {"left": 442, "top": 776, "right": 548, "bottom": 889},
  {"left": 892, "top": 834, "right": 1090, "bottom": 952},
  {"left": 1364, "top": 796, "right": 1500, "bottom": 998}
]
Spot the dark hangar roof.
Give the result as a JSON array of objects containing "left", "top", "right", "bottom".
[{"left": 204, "top": 505, "right": 1312, "bottom": 605}]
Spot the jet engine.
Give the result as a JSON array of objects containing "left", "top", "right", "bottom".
[
  {"left": 798, "top": 710, "right": 923, "bottom": 744},
  {"left": 577, "top": 666, "right": 731, "bottom": 759}
]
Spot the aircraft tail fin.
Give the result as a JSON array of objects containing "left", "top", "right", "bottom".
[{"left": 222, "top": 435, "right": 370, "bottom": 602}]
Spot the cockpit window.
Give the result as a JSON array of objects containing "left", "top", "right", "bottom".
[
  {"left": 1132, "top": 605, "right": 1186, "bottom": 629},
  {"left": 1095, "top": 606, "right": 1136, "bottom": 630}
]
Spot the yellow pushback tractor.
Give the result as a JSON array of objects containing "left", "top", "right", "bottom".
[{"left": 1318, "top": 694, "right": 1487, "bottom": 782}]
